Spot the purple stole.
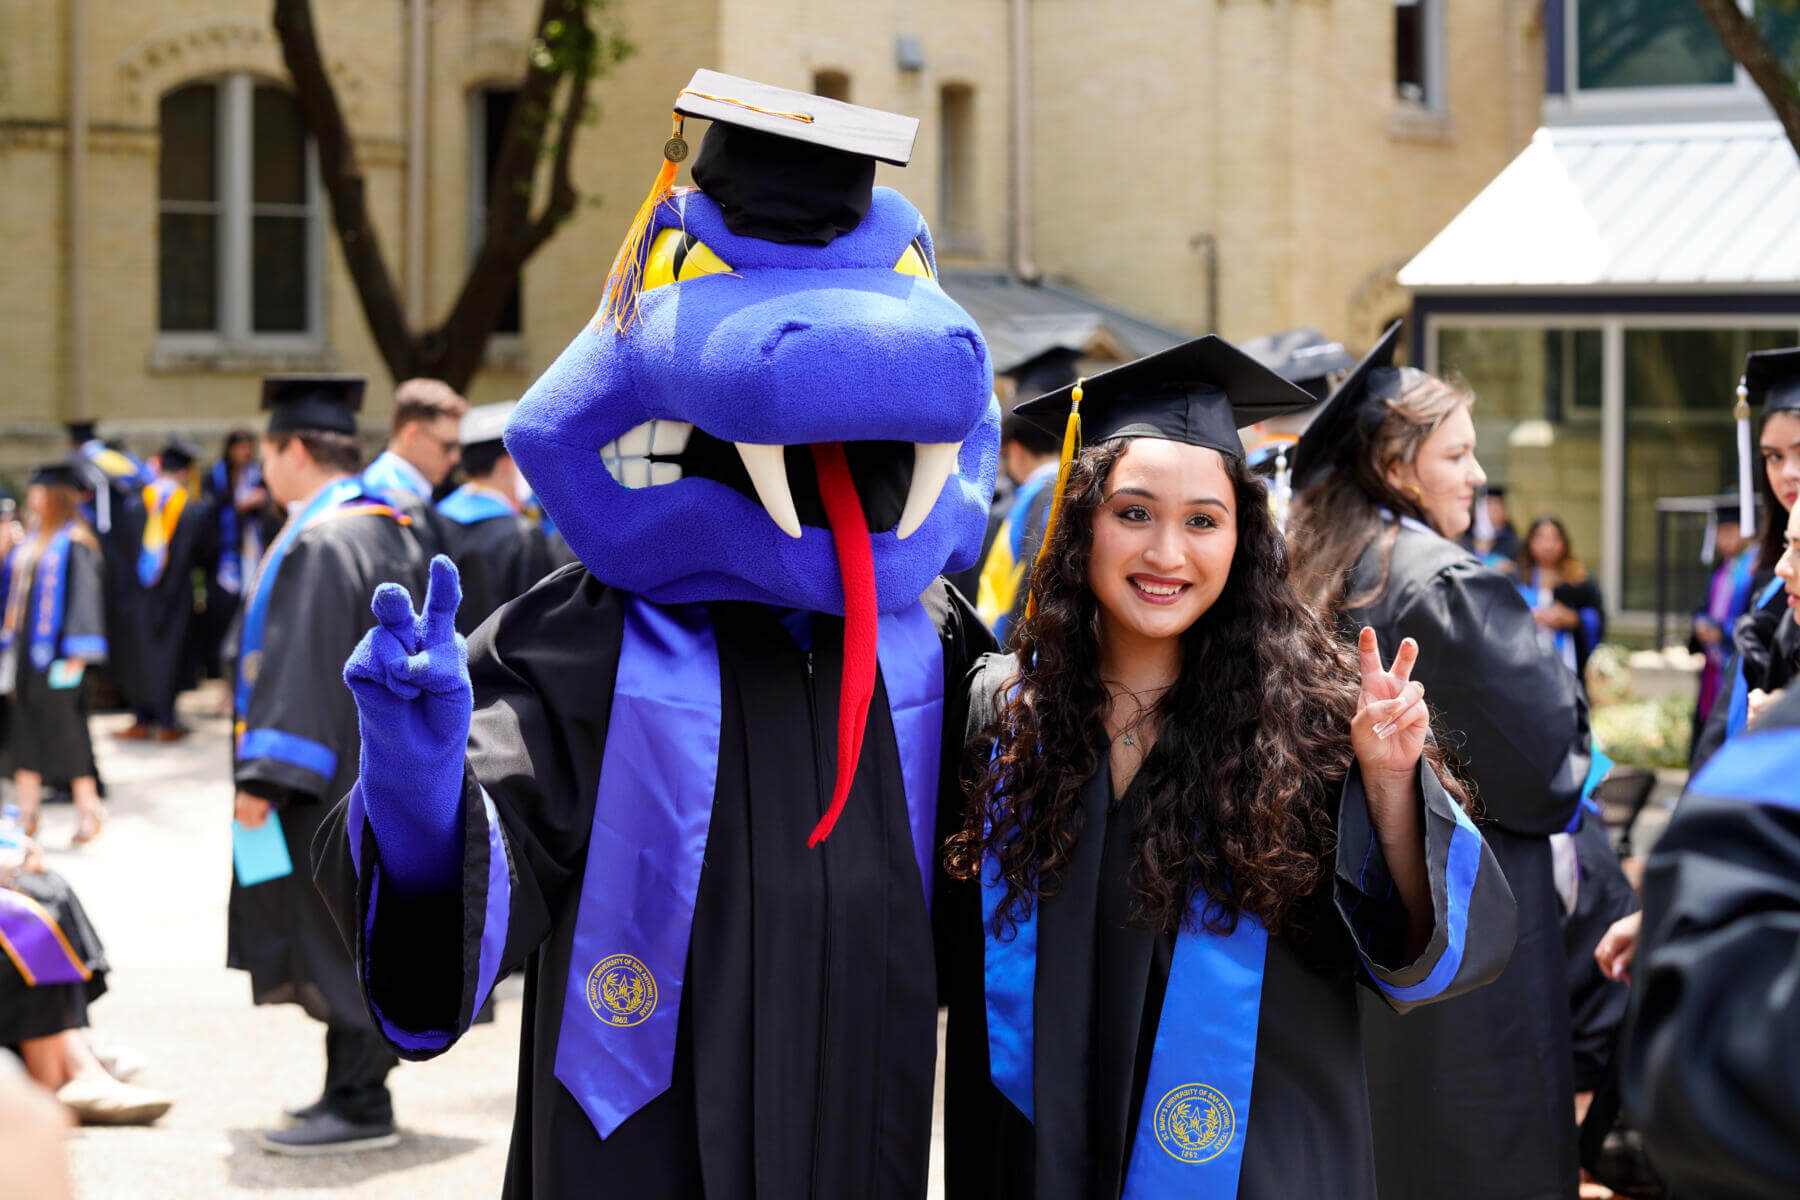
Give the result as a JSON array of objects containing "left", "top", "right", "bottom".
[{"left": 552, "top": 596, "right": 945, "bottom": 1139}]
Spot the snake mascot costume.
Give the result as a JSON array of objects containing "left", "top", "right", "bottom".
[{"left": 314, "top": 72, "right": 1000, "bottom": 1198}]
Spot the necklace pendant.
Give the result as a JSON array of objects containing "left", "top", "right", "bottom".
[{"left": 1123, "top": 733, "right": 1135, "bottom": 746}]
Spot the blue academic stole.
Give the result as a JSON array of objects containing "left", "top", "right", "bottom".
[
  {"left": 212, "top": 461, "right": 264, "bottom": 595},
  {"left": 983, "top": 849, "right": 1271, "bottom": 1197},
  {"left": 234, "top": 479, "right": 377, "bottom": 768},
  {"left": 1726, "top": 577, "right": 1789, "bottom": 741},
  {"left": 1, "top": 525, "right": 77, "bottom": 672},
  {"left": 552, "top": 596, "right": 946, "bottom": 1139},
  {"left": 437, "top": 483, "right": 515, "bottom": 526}
]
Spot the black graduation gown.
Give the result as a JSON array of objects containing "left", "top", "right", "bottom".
[
  {"left": 5, "top": 540, "right": 106, "bottom": 785},
  {"left": 124, "top": 487, "right": 211, "bottom": 721},
  {"left": 941, "top": 655, "right": 1517, "bottom": 1200},
  {"left": 312, "top": 572, "right": 994, "bottom": 1199},
  {"left": 1561, "top": 813, "right": 1636, "bottom": 1095},
  {"left": 227, "top": 502, "right": 430, "bottom": 1028},
  {"left": 0, "top": 868, "right": 110, "bottom": 1044},
  {"left": 1622, "top": 686, "right": 1800, "bottom": 1200},
  {"left": 445, "top": 512, "right": 553, "bottom": 631},
  {"left": 371, "top": 484, "right": 491, "bottom": 637},
  {"left": 1689, "top": 574, "right": 1794, "bottom": 774},
  {"left": 1345, "top": 523, "right": 1592, "bottom": 1200}
]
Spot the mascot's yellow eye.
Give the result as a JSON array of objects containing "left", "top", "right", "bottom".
[
  {"left": 893, "top": 239, "right": 934, "bottom": 280},
  {"left": 642, "top": 228, "right": 734, "bottom": 290}
]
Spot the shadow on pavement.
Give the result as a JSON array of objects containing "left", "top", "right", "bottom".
[{"left": 223, "top": 1128, "right": 485, "bottom": 1188}]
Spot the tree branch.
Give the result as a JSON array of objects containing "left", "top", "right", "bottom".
[
  {"left": 1694, "top": 0, "right": 1800, "bottom": 160},
  {"left": 523, "top": 53, "right": 592, "bottom": 256},
  {"left": 271, "top": 0, "right": 412, "bottom": 380}
]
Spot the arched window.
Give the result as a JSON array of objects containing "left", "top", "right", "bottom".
[
  {"left": 158, "top": 76, "right": 320, "bottom": 343},
  {"left": 812, "top": 70, "right": 851, "bottom": 103},
  {"left": 938, "top": 83, "right": 976, "bottom": 252}
]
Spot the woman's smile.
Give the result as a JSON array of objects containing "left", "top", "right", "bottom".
[{"left": 1129, "top": 574, "right": 1191, "bottom": 604}]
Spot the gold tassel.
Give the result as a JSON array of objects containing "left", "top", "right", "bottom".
[
  {"left": 598, "top": 113, "right": 687, "bottom": 335},
  {"left": 1024, "top": 380, "right": 1083, "bottom": 621}
]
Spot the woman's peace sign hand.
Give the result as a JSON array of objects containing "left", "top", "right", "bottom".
[{"left": 1350, "top": 627, "right": 1429, "bottom": 785}]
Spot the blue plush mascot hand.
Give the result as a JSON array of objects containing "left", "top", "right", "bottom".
[{"left": 343, "top": 555, "right": 473, "bottom": 895}]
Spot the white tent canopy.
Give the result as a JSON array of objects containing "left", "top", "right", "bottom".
[{"left": 1400, "top": 122, "right": 1800, "bottom": 291}]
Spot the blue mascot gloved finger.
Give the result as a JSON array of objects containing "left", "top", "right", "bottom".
[
  {"left": 420, "top": 555, "right": 462, "bottom": 649},
  {"left": 406, "top": 635, "right": 471, "bottom": 697},
  {"left": 344, "top": 623, "right": 418, "bottom": 696},
  {"left": 371, "top": 583, "right": 423, "bottom": 655}
]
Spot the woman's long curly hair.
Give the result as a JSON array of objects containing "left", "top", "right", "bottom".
[{"left": 946, "top": 440, "right": 1463, "bottom": 938}]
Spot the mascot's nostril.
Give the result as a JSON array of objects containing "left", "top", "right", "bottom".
[
  {"left": 951, "top": 328, "right": 986, "bottom": 366},
  {"left": 762, "top": 320, "right": 813, "bottom": 356}
]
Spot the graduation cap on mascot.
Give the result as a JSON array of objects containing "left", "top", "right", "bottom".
[{"left": 504, "top": 71, "right": 1000, "bottom": 845}]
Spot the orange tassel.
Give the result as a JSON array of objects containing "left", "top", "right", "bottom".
[
  {"left": 1024, "top": 381, "right": 1082, "bottom": 621},
  {"left": 599, "top": 113, "right": 685, "bottom": 335}
]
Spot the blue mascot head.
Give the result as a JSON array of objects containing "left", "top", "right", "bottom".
[{"left": 505, "top": 70, "right": 999, "bottom": 615}]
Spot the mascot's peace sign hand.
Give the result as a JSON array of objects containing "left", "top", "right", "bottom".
[
  {"left": 1350, "top": 627, "right": 1428, "bottom": 785},
  {"left": 343, "top": 555, "right": 473, "bottom": 761},
  {"left": 343, "top": 556, "right": 473, "bottom": 894}
]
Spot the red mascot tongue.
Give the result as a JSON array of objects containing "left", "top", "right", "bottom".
[{"left": 807, "top": 442, "right": 878, "bottom": 847}]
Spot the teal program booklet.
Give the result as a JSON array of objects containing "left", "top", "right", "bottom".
[{"left": 232, "top": 812, "right": 294, "bottom": 886}]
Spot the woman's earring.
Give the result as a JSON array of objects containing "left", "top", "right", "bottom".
[{"left": 1407, "top": 484, "right": 1424, "bottom": 503}]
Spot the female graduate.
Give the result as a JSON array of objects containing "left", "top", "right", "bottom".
[
  {"left": 943, "top": 336, "right": 1515, "bottom": 1200},
  {"left": 1, "top": 463, "right": 108, "bottom": 844},
  {"left": 1690, "top": 345, "right": 1800, "bottom": 772},
  {"left": 1517, "top": 516, "right": 1605, "bottom": 685},
  {"left": 1288, "top": 323, "right": 1599, "bottom": 1200}
]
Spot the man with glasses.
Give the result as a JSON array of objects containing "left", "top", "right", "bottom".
[{"left": 362, "top": 379, "right": 487, "bottom": 631}]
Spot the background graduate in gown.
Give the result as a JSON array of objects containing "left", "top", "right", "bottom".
[
  {"left": 943, "top": 336, "right": 1515, "bottom": 1200},
  {"left": 312, "top": 73, "right": 1002, "bottom": 1198},
  {"left": 1, "top": 463, "right": 110, "bottom": 843},
  {"left": 116, "top": 438, "right": 210, "bottom": 742},
  {"left": 226, "top": 375, "right": 431, "bottom": 1155},
  {"left": 1690, "top": 345, "right": 1800, "bottom": 773},
  {"left": 1622, "top": 682, "right": 1800, "bottom": 1200},
  {"left": 435, "top": 400, "right": 552, "bottom": 630},
  {"left": 1289, "top": 324, "right": 1600, "bottom": 1200}
]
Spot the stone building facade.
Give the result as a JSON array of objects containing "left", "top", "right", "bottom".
[{"left": 0, "top": 0, "right": 1539, "bottom": 470}]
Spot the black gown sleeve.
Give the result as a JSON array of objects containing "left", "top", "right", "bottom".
[
  {"left": 1622, "top": 690, "right": 1800, "bottom": 1200},
  {"left": 236, "top": 536, "right": 366, "bottom": 803},
  {"left": 1332, "top": 759, "right": 1516, "bottom": 1013},
  {"left": 1391, "top": 559, "right": 1592, "bottom": 835},
  {"left": 312, "top": 566, "right": 621, "bottom": 1058},
  {"left": 60, "top": 542, "right": 108, "bottom": 663}
]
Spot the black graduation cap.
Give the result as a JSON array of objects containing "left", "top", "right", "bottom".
[
  {"left": 1237, "top": 327, "right": 1357, "bottom": 403},
  {"left": 261, "top": 375, "right": 366, "bottom": 436},
  {"left": 1290, "top": 321, "right": 1412, "bottom": 491},
  {"left": 1013, "top": 334, "right": 1317, "bottom": 462},
  {"left": 677, "top": 69, "right": 919, "bottom": 246},
  {"left": 65, "top": 420, "right": 99, "bottom": 446},
  {"left": 460, "top": 401, "right": 516, "bottom": 450},
  {"left": 31, "top": 461, "right": 85, "bottom": 490},
  {"left": 159, "top": 437, "right": 199, "bottom": 471},
  {"left": 1006, "top": 347, "right": 1084, "bottom": 406},
  {"left": 1482, "top": 483, "right": 1508, "bottom": 499},
  {"left": 1745, "top": 346, "right": 1800, "bottom": 415}
]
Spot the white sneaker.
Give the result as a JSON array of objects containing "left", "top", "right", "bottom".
[
  {"left": 56, "top": 1074, "right": 173, "bottom": 1125},
  {"left": 91, "top": 1043, "right": 148, "bottom": 1083}
]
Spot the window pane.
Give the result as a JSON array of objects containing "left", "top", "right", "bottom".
[
  {"left": 159, "top": 85, "right": 216, "bottom": 202},
  {"left": 253, "top": 85, "right": 307, "bottom": 205},
  {"left": 1436, "top": 326, "right": 1604, "bottom": 594},
  {"left": 252, "top": 215, "right": 308, "bottom": 332},
  {"left": 1622, "top": 329, "right": 1796, "bottom": 610},
  {"left": 479, "top": 89, "right": 523, "bottom": 334},
  {"left": 939, "top": 84, "right": 975, "bottom": 247},
  {"left": 1395, "top": 1, "right": 1426, "bottom": 102},
  {"left": 1761, "top": 4, "right": 1800, "bottom": 77},
  {"left": 159, "top": 212, "right": 217, "bottom": 331},
  {"left": 1578, "top": 0, "right": 1733, "bottom": 89}
]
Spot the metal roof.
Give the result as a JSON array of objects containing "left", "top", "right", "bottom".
[
  {"left": 937, "top": 270, "right": 1189, "bottom": 376},
  {"left": 1399, "top": 122, "right": 1800, "bottom": 291}
]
